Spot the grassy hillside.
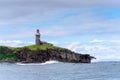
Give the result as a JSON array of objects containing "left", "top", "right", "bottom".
[
  {"left": 0, "top": 44, "right": 65, "bottom": 62},
  {"left": 0, "top": 44, "right": 93, "bottom": 63},
  {"left": 23, "top": 44, "right": 65, "bottom": 50}
]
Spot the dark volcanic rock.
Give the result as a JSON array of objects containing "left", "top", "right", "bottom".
[
  {"left": 14, "top": 48, "right": 94, "bottom": 63},
  {"left": 0, "top": 45, "right": 95, "bottom": 63}
]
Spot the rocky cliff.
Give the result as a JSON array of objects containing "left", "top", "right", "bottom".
[{"left": 0, "top": 43, "right": 95, "bottom": 63}]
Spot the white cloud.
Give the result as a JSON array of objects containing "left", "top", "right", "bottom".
[
  {"left": 90, "top": 39, "right": 105, "bottom": 43},
  {"left": 67, "top": 42, "right": 82, "bottom": 51},
  {"left": 0, "top": 0, "right": 119, "bottom": 23},
  {"left": 0, "top": 1, "right": 120, "bottom": 40},
  {"left": 0, "top": 17, "right": 120, "bottom": 44},
  {"left": 64, "top": 40, "right": 120, "bottom": 62},
  {"left": 0, "top": 40, "right": 34, "bottom": 47},
  {"left": 0, "top": 17, "right": 120, "bottom": 41}
]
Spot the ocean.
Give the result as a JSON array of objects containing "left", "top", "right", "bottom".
[{"left": 0, "top": 61, "right": 120, "bottom": 80}]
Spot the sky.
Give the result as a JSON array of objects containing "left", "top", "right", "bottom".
[{"left": 0, "top": 0, "right": 120, "bottom": 62}]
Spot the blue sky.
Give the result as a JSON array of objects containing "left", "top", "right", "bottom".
[{"left": 0, "top": 0, "right": 120, "bottom": 61}]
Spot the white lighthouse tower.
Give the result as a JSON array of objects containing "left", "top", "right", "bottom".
[{"left": 35, "top": 29, "right": 41, "bottom": 45}]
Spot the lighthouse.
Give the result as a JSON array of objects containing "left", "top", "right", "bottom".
[{"left": 35, "top": 29, "right": 41, "bottom": 45}]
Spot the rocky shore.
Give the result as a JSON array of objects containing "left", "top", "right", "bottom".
[
  {"left": 15, "top": 49, "right": 94, "bottom": 63},
  {"left": 0, "top": 43, "right": 95, "bottom": 63}
]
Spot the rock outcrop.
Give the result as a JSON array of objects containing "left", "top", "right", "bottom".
[
  {"left": 0, "top": 44, "right": 95, "bottom": 63},
  {"left": 14, "top": 48, "right": 94, "bottom": 63}
]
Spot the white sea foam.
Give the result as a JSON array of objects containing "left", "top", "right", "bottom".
[
  {"left": 40, "top": 60, "right": 58, "bottom": 65},
  {"left": 16, "top": 60, "right": 59, "bottom": 66}
]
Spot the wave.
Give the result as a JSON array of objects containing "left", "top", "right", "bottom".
[
  {"left": 40, "top": 60, "right": 58, "bottom": 65},
  {"left": 16, "top": 60, "right": 59, "bottom": 66}
]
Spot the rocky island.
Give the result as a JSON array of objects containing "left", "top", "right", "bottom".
[{"left": 0, "top": 29, "right": 95, "bottom": 63}]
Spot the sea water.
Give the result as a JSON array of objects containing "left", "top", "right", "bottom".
[{"left": 0, "top": 61, "right": 120, "bottom": 80}]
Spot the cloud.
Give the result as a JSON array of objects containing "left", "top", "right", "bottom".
[
  {"left": 41, "top": 18, "right": 120, "bottom": 40},
  {"left": 0, "top": 40, "right": 34, "bottom": 47},
  {"left": 0, "top": 26, "right": 36, "bottom": 40},
  {"left": 90, "top": 39, "right": 105, "bottom": 43},
  {"left": 65, "top": 40, "right": 120, "bottom": 62},
  {"left": 0, "top": 0, "right": 119, "bottom": 41},
  {"left": 0, "top": 17, "right": 120, "bottom": 40},
  {"left": 0, "top": 0, "right": 119, "bottom": 23}
]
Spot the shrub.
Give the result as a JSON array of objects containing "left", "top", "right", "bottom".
[{"left": 0, "top": 53, "right": 18, "bottom": 61}]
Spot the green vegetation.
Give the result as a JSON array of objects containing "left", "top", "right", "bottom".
[
  {"left": 0, "top": 53, "right": 18, "bottom": 61},
  {"left": 0, "top": 44, "right": 65, "bottom": 62},
  {"left": 0, "top": 43, "right": 65, "bottom": 52},
  {"left": 0, "top": 46, "right": 18, "bottom": 61},
  {"left": 22, "top": 44, "right": 65, "bottom": 51}
]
